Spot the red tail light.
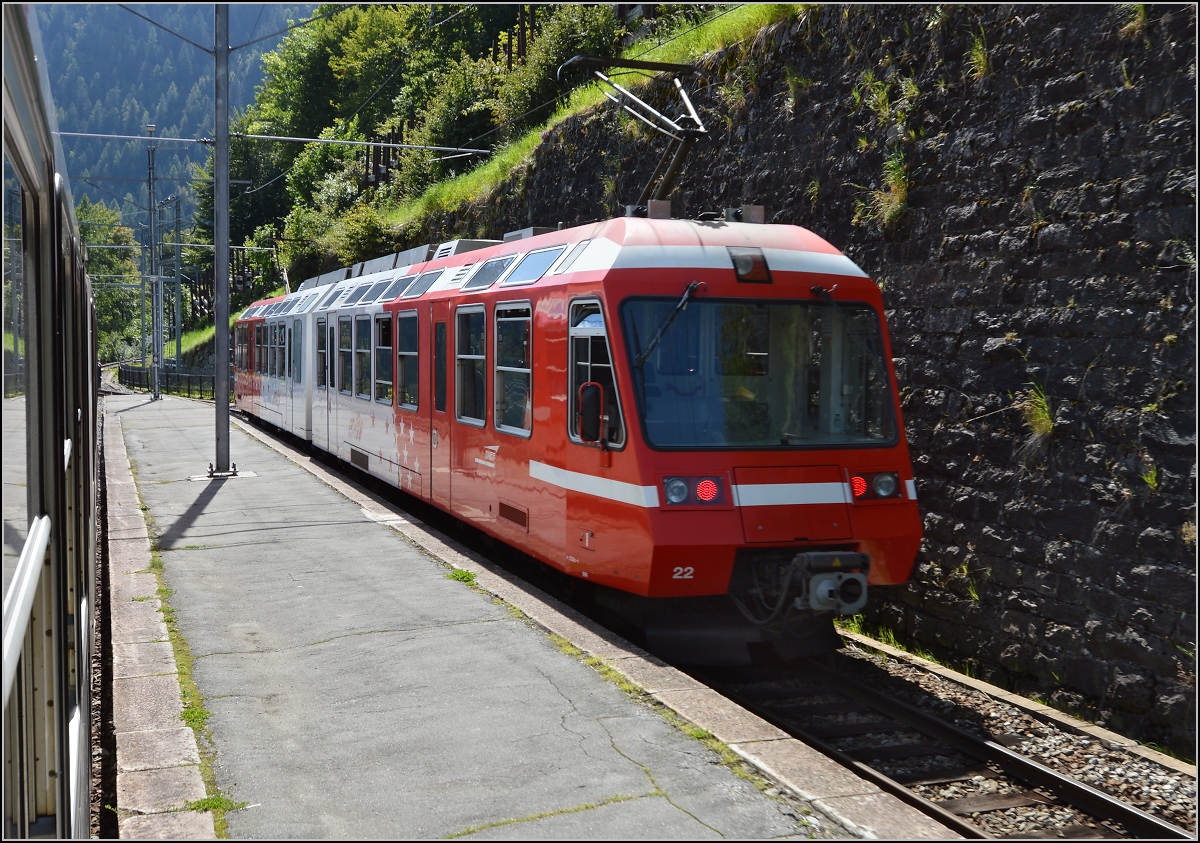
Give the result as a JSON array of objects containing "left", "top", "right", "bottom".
[
  {"left": 696, "top": 479, "right": 718, "bottom": 501},
  {"left": 851, "top": 475, "right": 868, "bottom": 498}
]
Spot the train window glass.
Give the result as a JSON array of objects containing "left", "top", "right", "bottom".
[
  {"left": 318, "top": 284, "right": 343, "bottom": 310},
  {"left": 374, "top": 315, "right": 393, "bottom": 403},
  {"left": 281, "top": 297, "right": 299, "bottom": 315},
  {"left": 401, "top": 269, "right": 445, "bottom": 299},
  {"left": 3, "top": 156, "right": 27, "bottom": 552},
  {"left": 338, "top": 316, "right": 352, "bottom": 393},
  {"left": 343, "top": 284, "right": 373, "bottom": 307},
  {"left": 552, "top": 240, "right": 591, "bottom": 274},
  {"left": 495, "top": 304, "right": 532, "bottom": 435},
  {"left": 267, "top": 324, "right": 276, "bottom": 377},
  {"left": 462, "top": 255, "right": 516, "bottom": 291},
  {"left": 455, "top": 306, "right": 486, "bottom": 424},
  {"left": 384, "top": 275, "right": 416, "bottom": 301},
  {"left": 568, "top": 301, "right": 625, "bottom": 447},
  {"left": 365, "top": 279, "right": 392, "bottom": 304},
  {"left": 277, "top": 323, "right": 286, "bottom": 377},
  {"left": 435, "top": 322, "right": 447, "bottom": 412},
  {"left": 316, "top": 319, "right": 327, "bottom": 389},
  {"left": 287, "top": 326, "right": 293, "bottom": 379},
  {"left": 502, "top": 246, "right": 565, "bottom": 286},
  {"left": 293, "top": 320, "right": 303, "bottom": 383},
  {"left": 397, "top": 311, "right": 418, "bottom": 409},
  {"left": 621, "top": 299, "right": 896, "bottom": 448},
  {"left": 354, "top": 315, "right": 372, "bottom": 399}
]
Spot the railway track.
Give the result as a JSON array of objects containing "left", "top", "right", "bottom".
[{"left": 695, "top": 658, "right": 1192, "bottom": 839}]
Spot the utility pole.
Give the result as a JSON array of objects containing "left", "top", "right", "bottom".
[
  {"left": 213, "top": 4, "right": 231, "bottom": 472},
  {"left": 148, "top": 123, "right": 161, "bottom": 400}
]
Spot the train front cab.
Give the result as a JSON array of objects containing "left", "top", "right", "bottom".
[{"left": 561, "top": 227, "right": 922, "bottom": 661}]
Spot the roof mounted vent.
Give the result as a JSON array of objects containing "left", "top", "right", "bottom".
[
  {"left": 503, "top": 227, "right": 555, "bottom": 243},
  {"left": 725, "top": 205, "right": 765, "bottom": 224},
  {"left": 432, "top": 239, "right": 503, "bottom": 260}
]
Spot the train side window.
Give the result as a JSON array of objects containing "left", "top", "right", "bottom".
[
  {"left": 269, "top": 324, "right": 277, "bottom": 377},
  {"left": 374, "top": 314, "right": 393, "bottom": 404},
  {"left": 435, "top": 321, "right": 447, "bottom": 412},
  {"left": 455, "top": 305, "right": 486, "bottom": 425},
  {"left": 316, "top": 319, "right": 327, "bottom": 389},
  {"left": 293, "top": 320, "right": 303, "bottom": 383},
  {"left": 495, "top": 303, "right": 532, "bottom": 435},
  {"left": 354, "top": 315, "right": 372, "bottom": 399},
  {"left": 286, "top": 326, "right": 293, "bottom": 379},
  {"left": 338, "top": 316, "right": 352, "bottom": 394},
  {"left": 569, "top": 300, "right": 625, "bottom": 447},
  {"left": 277, "top": 323, "right": 286, "bottom": 377},
  {"left": 255, "top": 325, "right": 264, "bottom": 373},
  {"left": 397, "top": 311, "right": 419, "bottom": 410}
]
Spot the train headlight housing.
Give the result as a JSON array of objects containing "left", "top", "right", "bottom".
[
  {"left": 872, "top": 472, "right": 898, "bottom": 498},
  {"left": 850, "top": 471, "right": 902, "bottom": 501},
  {"left": 665, "top": 478, "right": 690, "bottom": 504},
  {"left": 663, "top": 476, "right": 726, "bottom": 506}
]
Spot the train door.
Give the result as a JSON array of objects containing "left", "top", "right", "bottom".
[
  {"left": 286, "top": 323, "right": 294, "bottom": 432},
  {"left": 430, "top": 300, "right": 451, "bottom": 509}
]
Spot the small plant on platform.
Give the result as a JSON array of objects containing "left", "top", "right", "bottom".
[
  {"left": 967, "top": 28, "right": 990, "bottom": 81},
  {"left": 447, "top": 568, "right": 477, "bottom": 584}
]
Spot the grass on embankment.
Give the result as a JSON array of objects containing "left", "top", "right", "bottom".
[
  {"left": 382, "top": 4, "right": 802, "bottom": 230},
  {"left": 178, "top": 286, "right": 286, "bottom": 356}
]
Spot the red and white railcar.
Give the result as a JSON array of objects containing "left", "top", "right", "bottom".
[{"left": 234, "top": 215, "right": 921, "bottom": 660}]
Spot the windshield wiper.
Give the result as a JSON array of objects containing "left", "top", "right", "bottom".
[{"left": 633, "top": 281, "right": 702, "bottom": 368}]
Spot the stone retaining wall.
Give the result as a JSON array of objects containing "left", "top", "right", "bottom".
[{"left": 397, "top": 4, "right": 1196, "bottom": 753}]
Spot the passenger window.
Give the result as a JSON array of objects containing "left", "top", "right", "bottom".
[
  {"left": 397, "top": 311, "right": 418, "bottom": 409},
  {"left": 276, "top": 323, "right": 285, "bottom": 377},
  {"left": 435, "top": 322, "right": 447, "bottom": 412},
  {"left": 374, "top": 315, "right": 392, "bottom": 404},
  {"left": 316, "top": 319, "right": 327, "bottom": 389},
  {"left": 456, "top": 306, "right": 485, "bottom": 425},
  {"left": 338, "top": 317, "right": 352, "bottom": 394},
  {"left": 495, "top": 304, "right": 532, "bottom": 435},
  {"left": 269, "top": 324, "right": 278, "bottom": 377},
  {"left": 569, "top": 301, "right": 625, "bottom": 447},
  {"left": 293, "top": 319, "right": 302, "bottom": 383},
  {"left": 354, "top": 315, "right": 371, "bottom": 399}
]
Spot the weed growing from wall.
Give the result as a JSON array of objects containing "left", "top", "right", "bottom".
[
  {"left": 1014, "top": 381, "right": 1053, "bottom": 464},
  {"left": 968, "top": 28, "right": 990, "bottom": 81}
]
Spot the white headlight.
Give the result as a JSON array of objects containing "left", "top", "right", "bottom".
[
  {"left": 665, "top": 478, "right": 689, "bottom": 504},
  {"left": 872, "top": 473, "right": 898, "bottom": 498}
]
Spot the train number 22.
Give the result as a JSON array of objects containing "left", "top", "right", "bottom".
[{"left": 672, "top": 566, "right": 694, "bottom": 579}]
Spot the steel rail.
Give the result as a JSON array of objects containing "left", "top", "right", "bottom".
[
  {"left": 803, "top": 661, "right": 1193, "bottom": 840},
  {"left": 704, "top": 670, "right": 986, "bottom": 838}
]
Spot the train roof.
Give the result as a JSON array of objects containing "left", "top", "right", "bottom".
[{"left": 238, "top": 216, "right": 871, "bottom": 320}]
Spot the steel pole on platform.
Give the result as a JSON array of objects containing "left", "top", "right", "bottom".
[
  {"left": 214, "top": 4, "right": 231, "bottom": 471},
  {"left": 148, "top": 125, "right": 161, "bottom": 400}
]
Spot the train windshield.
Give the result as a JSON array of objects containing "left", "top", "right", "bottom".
[{"left": 621, "top": 298, "right": 896, "bottom": 448}]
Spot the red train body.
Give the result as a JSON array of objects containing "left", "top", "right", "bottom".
[{"left": 235, "top": 215, "right": 921, "bottom": 660}]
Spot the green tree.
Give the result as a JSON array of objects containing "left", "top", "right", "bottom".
[{"left": 78, "top": 196, "right": 142, "bottom": 362}]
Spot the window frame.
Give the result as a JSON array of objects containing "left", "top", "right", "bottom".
[
  {"left": 354, "top": 314, "right": 372, "bottom": 400},
  {"left": 493, "top": 301, "right": 533, "bottom": 438},
  {"left": 338, "top": 316, "right": 353, "bottom": 394},
  {"left": 396, "top": 310, "right": 419, "bottom": 411},
  {"left": 455, "top": 304, "right": 487, "bottom": 427},
  {"left": 316, "top": 318, "right": 327, "bottom": 389},
  {"left": 374, "top": 313, "right": 393, "bottom": 404},
  {"left": 568, "top": 298, "right": 626, "bottom": 449}
]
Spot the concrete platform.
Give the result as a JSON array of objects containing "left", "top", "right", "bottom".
[{"left": 104, "top": 393, "right": 958, "bottom": 839}]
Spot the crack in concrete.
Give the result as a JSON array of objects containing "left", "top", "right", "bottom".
[{"left": 191, "top": 617, "right": 506, "bottom": 659}]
